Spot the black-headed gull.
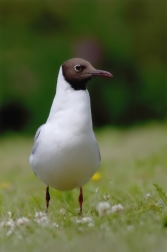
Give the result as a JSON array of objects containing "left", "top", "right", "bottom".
[{"left": 29, "top": 58, "right": 112, "bottom": 214}]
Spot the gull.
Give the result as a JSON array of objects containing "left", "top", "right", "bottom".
[{"left": 29, "top": 58, "right": 112, "bottom": 214}]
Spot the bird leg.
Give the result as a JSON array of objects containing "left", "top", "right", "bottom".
[
  {"left": 45, "top": 186, "right": 50, "bottom": 212},
  {"left": 78, "top": 187, "right": 83, "bottom": 215}
]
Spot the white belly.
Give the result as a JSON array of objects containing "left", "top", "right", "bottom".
[{"left": 29, "top": 125, "right": 100, "bottom": 191}]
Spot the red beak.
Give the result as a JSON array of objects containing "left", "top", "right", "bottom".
[{"left": 91, "top": 70, "right": 113, "bottom": 78}]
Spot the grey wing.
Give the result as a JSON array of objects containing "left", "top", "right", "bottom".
[
  {"left": 93, "top": 133, "right": 101, "bottom": 163},
  {"left": 96, "top": 142, "right": 101, "bottom": 164},
  {"left": 31, "top": 124, "right": 45, "bottom": 155},
  {"left": 34, "top": 124, "right": 44, "bottom": 142}
]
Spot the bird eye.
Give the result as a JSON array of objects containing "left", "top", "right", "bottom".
[{"left": 74, "top": 65, "right": 82, "bottom": 72}]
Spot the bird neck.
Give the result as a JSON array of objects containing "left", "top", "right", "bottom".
[{"left": 47, "top": 68, "right": 93, "bottom": 131}]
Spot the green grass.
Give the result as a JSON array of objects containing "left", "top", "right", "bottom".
[{"left": 0, "top": 122, "right": 167, "bottom": 251}]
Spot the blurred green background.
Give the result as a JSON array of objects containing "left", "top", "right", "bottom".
[
  {"left": 1, "top": 0, "right": 166, "bottom": 134},
  {"left": 0, "top": 3, "right": 167, "bottom": 250}
]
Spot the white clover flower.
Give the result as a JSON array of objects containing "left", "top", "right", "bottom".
[
  {"left": 34, "top": 212, "right": 58, "bottom": 228},
  {"left": 15, "top": 217, "right": 30, "bottom": 226},
  {"left": 75, "top": 216, "right": 94, "bottom": 227},
  {"left": 111, "top": 204, "right": 124, "bottom": 213},
  {"left": 75, "top": 217, "right": 93, "bottom": 224},
  {"left": 0, "top": 218, "right": 15, "bottom": 236},
  {"left": 0, "top": 215, "right": 30, "bottom": 236},
  {"left": 0, "top": 211, "right": 59, "bottom": 237},
  {"left": 0, "top": 219, "right": 15, "bottom": 229},
  {"left": 96, "top": 201, "right": 111, "bottom": 216},
  {"left": 34, "top": 212, "right": 50, "bottom": 226}
]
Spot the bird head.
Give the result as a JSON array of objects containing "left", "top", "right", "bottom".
[{"left": 62, "top": 58, "right": 113, "bottom": 90}]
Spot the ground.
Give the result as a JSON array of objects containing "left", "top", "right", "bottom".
[{"left": 0, "top": 122, "right": 167, "bottom": 251}]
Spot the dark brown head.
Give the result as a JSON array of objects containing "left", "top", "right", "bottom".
[{"left": 62, "top": 58, "right": 113, "bottom": 90}]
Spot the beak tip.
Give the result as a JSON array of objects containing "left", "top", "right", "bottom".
[{"left": 109, "top": 73, "right": 113, "bottom": 78}]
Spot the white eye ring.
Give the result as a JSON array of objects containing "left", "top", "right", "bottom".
[{"left": 74, "top": 65, "right": 82, "bottom": 72}]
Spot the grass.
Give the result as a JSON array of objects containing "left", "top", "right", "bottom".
[{"left": 0, "top": 122, "right": 167, "bottom": 251}]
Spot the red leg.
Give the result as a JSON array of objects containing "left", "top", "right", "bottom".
[
  {"left": 46, "top": 186, "right": 50, "bottom": 212},
  {"left": 78, "top": 187, "right": 83, "bottom": 215}
]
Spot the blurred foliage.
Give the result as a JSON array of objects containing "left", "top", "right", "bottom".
[{"left": 0, "top": 0, "right": 166, "bottom": 133}]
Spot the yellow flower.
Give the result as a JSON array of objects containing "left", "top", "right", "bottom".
[
  {"left": 91, "top": 172, "right": 101, "bottom": 181},
  {"left": 0, "top": 182, "right": 11, "bottom": 189}
]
